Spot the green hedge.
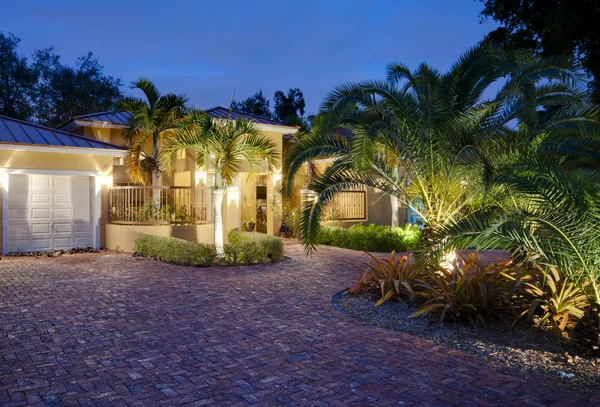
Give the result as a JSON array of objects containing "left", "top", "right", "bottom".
[
  {"left": 134, "top": 232, "right": 284, "bottom": 267},
  {"left": 134, "top": 234, "right": 217, "bottom": 266},
  {"left": 318, "top": 223, "right": 421, "bottom": 252},
  {"left": 224, "top": 230, "right": 284, "bottom": 265}
]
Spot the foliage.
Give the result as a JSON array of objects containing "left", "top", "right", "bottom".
[
  {"left": 161, "top": 109, "right": 279, "bottom": 256},
  {"left": 274, "top": 88, "right": 305, "bottom": 123},
  {"left": 0, "top": 31, "right": 120, "bottom": 124},
  {"left": 134, "top": 234, "right": 216, "bottom": 266},
  {"left": 280, "top": 202, "right": 300, "bottom": 238},
  {"left": 409, "top": 254, "right": 526, "bottom": 327},
  {"left": 520, "top": 266, "right": 590, "bottom": 333},
  {"left": 230, "top": 90, "right": 273, "bottom": 119},
  {"left": 318, "top": 224, "right": 421, "bottom": 252},
  {"left": 114, "top": 79, "right": 188, "bottom": 184},
  {"left": 256, "top": 207, "right": 267, "bottom": 234},
  {"left": 162, "top": 109, "right": 278, "bottom": 190},
  {"left": 224, "top": 230, "right": 284, "bottom": 265},
  {"left": 134, "top": 232, "right": 284, "bottom": 267},
  {"left": 110, "top": 202, "right": 200, "bottom": 224},
  {"left": 573, "top": 304, "right": 600, "bottom": 355},
  {"left": 0, "top": 32, "right": 36, "bottom": 120},
  {"left": 285, "top": 44, "right": 587, "bottom": 253},
  {"left": 33, "top": 49, "right": 122, "bottom": 127},
  {"left": 479, "top": 0, "right": 600, "bottom": 100},
  {"left": 349, "top": 251, "right": 426, "bottom": 306}
]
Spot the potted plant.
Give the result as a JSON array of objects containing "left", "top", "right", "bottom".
[{"left": 243, "top": 218, "right": 256, "bottom": 232}]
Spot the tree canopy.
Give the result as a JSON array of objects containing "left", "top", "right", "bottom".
[
  {"left": 230, "top": 90, "right": 273, "bottom": 119},
  {"left": 479, "top": 0, "right": 600, "bottom": 100},
  {"left": 230, "top": 87, "right": 306, "bottom": 124},
  {"left": 0, "top": 31, "right": 122, "bottom": 126},
  {"left": 0, "top": 33, "right": 37, "bottom": 120}
]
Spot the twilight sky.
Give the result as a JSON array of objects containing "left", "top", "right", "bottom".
[{"left": 0, "top": 0, "right": 497, "bottom": 115}]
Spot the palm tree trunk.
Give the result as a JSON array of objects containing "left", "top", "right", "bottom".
[
  {"left": 213, "top": 189, "right": 226, "bottom": 256},
  {"left": 390, "top": 194, "right": 399, "bottom": 227},
  {"left": 152, "top": 169, "right": 162, "bottom": 214}
]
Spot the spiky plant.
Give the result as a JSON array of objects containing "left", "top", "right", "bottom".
[{"left": 161, "top": 109, "right": 278, "bottom": 256}]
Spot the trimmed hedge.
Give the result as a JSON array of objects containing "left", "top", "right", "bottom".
[
  {"left": 134, "top": 232, "right": 284, "bottom": 267},
  {"left": 224, "top": 230, "right": 284, "bottom": 265},
  {"left": 134, "top": 234, "right": 217, "bottom": 266},
  {"left": 318, "top": 223, "right": 421, "bottom": 252}
]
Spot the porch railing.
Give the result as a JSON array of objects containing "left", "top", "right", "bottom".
[
  {"left": 109, "top": 186, "right": 213, "bottom": 225},
  {"left": 323, "top": 190, "right": 367, "bottom": 221}
]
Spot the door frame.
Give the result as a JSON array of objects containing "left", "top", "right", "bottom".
[{"left": 1, "top": 169, "right": 103, "bottom": 254}]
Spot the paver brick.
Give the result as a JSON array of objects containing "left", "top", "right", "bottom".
[{"left": 0, "top": 243, "right": 596, "bottom": 406}]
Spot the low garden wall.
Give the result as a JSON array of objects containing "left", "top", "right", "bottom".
[{"left": 105, "top": 223, "right": 215, "bottom": 253}]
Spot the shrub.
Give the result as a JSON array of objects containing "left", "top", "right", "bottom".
[
  {"left": 134, "top": 234, "right": 216, "bottom": 266},
  {"left": 520, "top": 266, "right": 590, "bottom": 333},
  {"left": 349, "top": 251, "right": 428, "bottom": 306},
  {"left": 225, "top": 230, "right": 284, "bottom": 265},
  {"left": 318, "top": 223, "right": 421, "bottom": 252},
  {"left": 409, "top": 253, "right": 527, "bottom": 327}
]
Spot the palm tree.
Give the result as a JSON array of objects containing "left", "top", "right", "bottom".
[
  {"left": 283, "top": 44, "right": 587, "bottom": 252},
  {"left": 161, "top": 109, "right": 278, "bottom": 256},
  {"left": 114, "top": 78, "right": 189, "bottom": 208}
]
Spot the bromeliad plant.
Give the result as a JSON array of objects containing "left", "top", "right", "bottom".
[
  {"left": 408, "top": 254, "right": 526, "bottom": 327},
  {"left": 520, "top": 266, "right": 590, "bottom": 333},
  {"left": 349, "top": 251, "right": 426, "bottom": 306}
]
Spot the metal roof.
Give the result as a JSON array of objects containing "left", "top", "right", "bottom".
[
  {"left": 205, "top": 106, "right": 298, "bottom": 128},
  {"left": 59, "top": 107, "right": 298, "bottom": 131},
  {"left": 0, "top": 115, "right": 127, "bottom": 151},
  {"left": 73, "top": 111, "right": 133, "bottom": 125}
]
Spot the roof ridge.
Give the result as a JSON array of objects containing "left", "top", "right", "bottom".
[
  {"left": 0, "top": 115, "right": 127, "bottom": 150},
  {"left": 73, "top": 110, "right": 115, "bottom": 119},
  {"left": 206, "top": 106, "right": 297, "bottom": 128}
]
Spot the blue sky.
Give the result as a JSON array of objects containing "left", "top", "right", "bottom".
[{"left": 0, "top": 0, "right": 497, "bottom": 115}]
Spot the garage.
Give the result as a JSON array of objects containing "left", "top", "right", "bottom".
[
  {"left": 7, "top": 174, "right": 94, "bottom": 252},
  {"left": 0, "top": 114, "right": 128, "bottom": 254}
]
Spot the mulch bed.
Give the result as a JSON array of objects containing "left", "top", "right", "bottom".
[{"left": 334, "top": 290, "right": 600, "bottom": 390}]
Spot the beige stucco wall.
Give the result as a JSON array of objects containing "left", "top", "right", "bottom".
[{"left": 105, "top": 223, "right": 215, "bottom": 253}]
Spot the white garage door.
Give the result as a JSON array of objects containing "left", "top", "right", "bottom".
[{"left": 8, "top": 174, "right": 94, "bottom": 253}]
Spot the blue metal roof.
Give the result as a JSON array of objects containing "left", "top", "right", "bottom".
[
  {"left": 205, "top": 106, "right": 298, "bottom": 128},
  {"left": 0, "top": 115, "right": 127, "bottom": 151},
  {"left": 59, "top": 107, "right": 298, "bottom": 130}
]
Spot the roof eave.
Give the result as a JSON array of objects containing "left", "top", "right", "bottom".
[{"left": 0, "top": 143, "right": 128, "bottom": 157}]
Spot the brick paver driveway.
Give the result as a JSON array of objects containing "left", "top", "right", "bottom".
[{"left": 0, "top": 242, "right": 598, "bottom": 407}]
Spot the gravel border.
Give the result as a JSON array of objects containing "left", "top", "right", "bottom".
[{"left": 333, "top": 289, "right": 600, "bottom": 390}]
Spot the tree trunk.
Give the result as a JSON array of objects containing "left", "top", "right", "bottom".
[
  {"left": 213, "top": 189, "right": 226, "bottom": 257},
  {"left": 390, "top": 194, "right": 399, "bottom": 227},
  {"left": 152, "top": 169, "right": 162, "bottom": 215}
]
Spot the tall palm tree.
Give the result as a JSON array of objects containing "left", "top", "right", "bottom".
[
  {"left": 114, "top": 79, "right": 189, "bottom": 208},
  {"left": 161, "top": 109, "right": 278, "bottom": 256},
  {"left": 283, "top": 44, "right": 587, "bottom": 253}
]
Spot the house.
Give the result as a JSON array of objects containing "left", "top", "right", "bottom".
[{"left": 56, "top": 107, "right": 298, "bottom": 253}]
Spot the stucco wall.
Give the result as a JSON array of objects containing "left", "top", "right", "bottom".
[{"left": 105, "top": 223, "right": 215, "bottom": 253}]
